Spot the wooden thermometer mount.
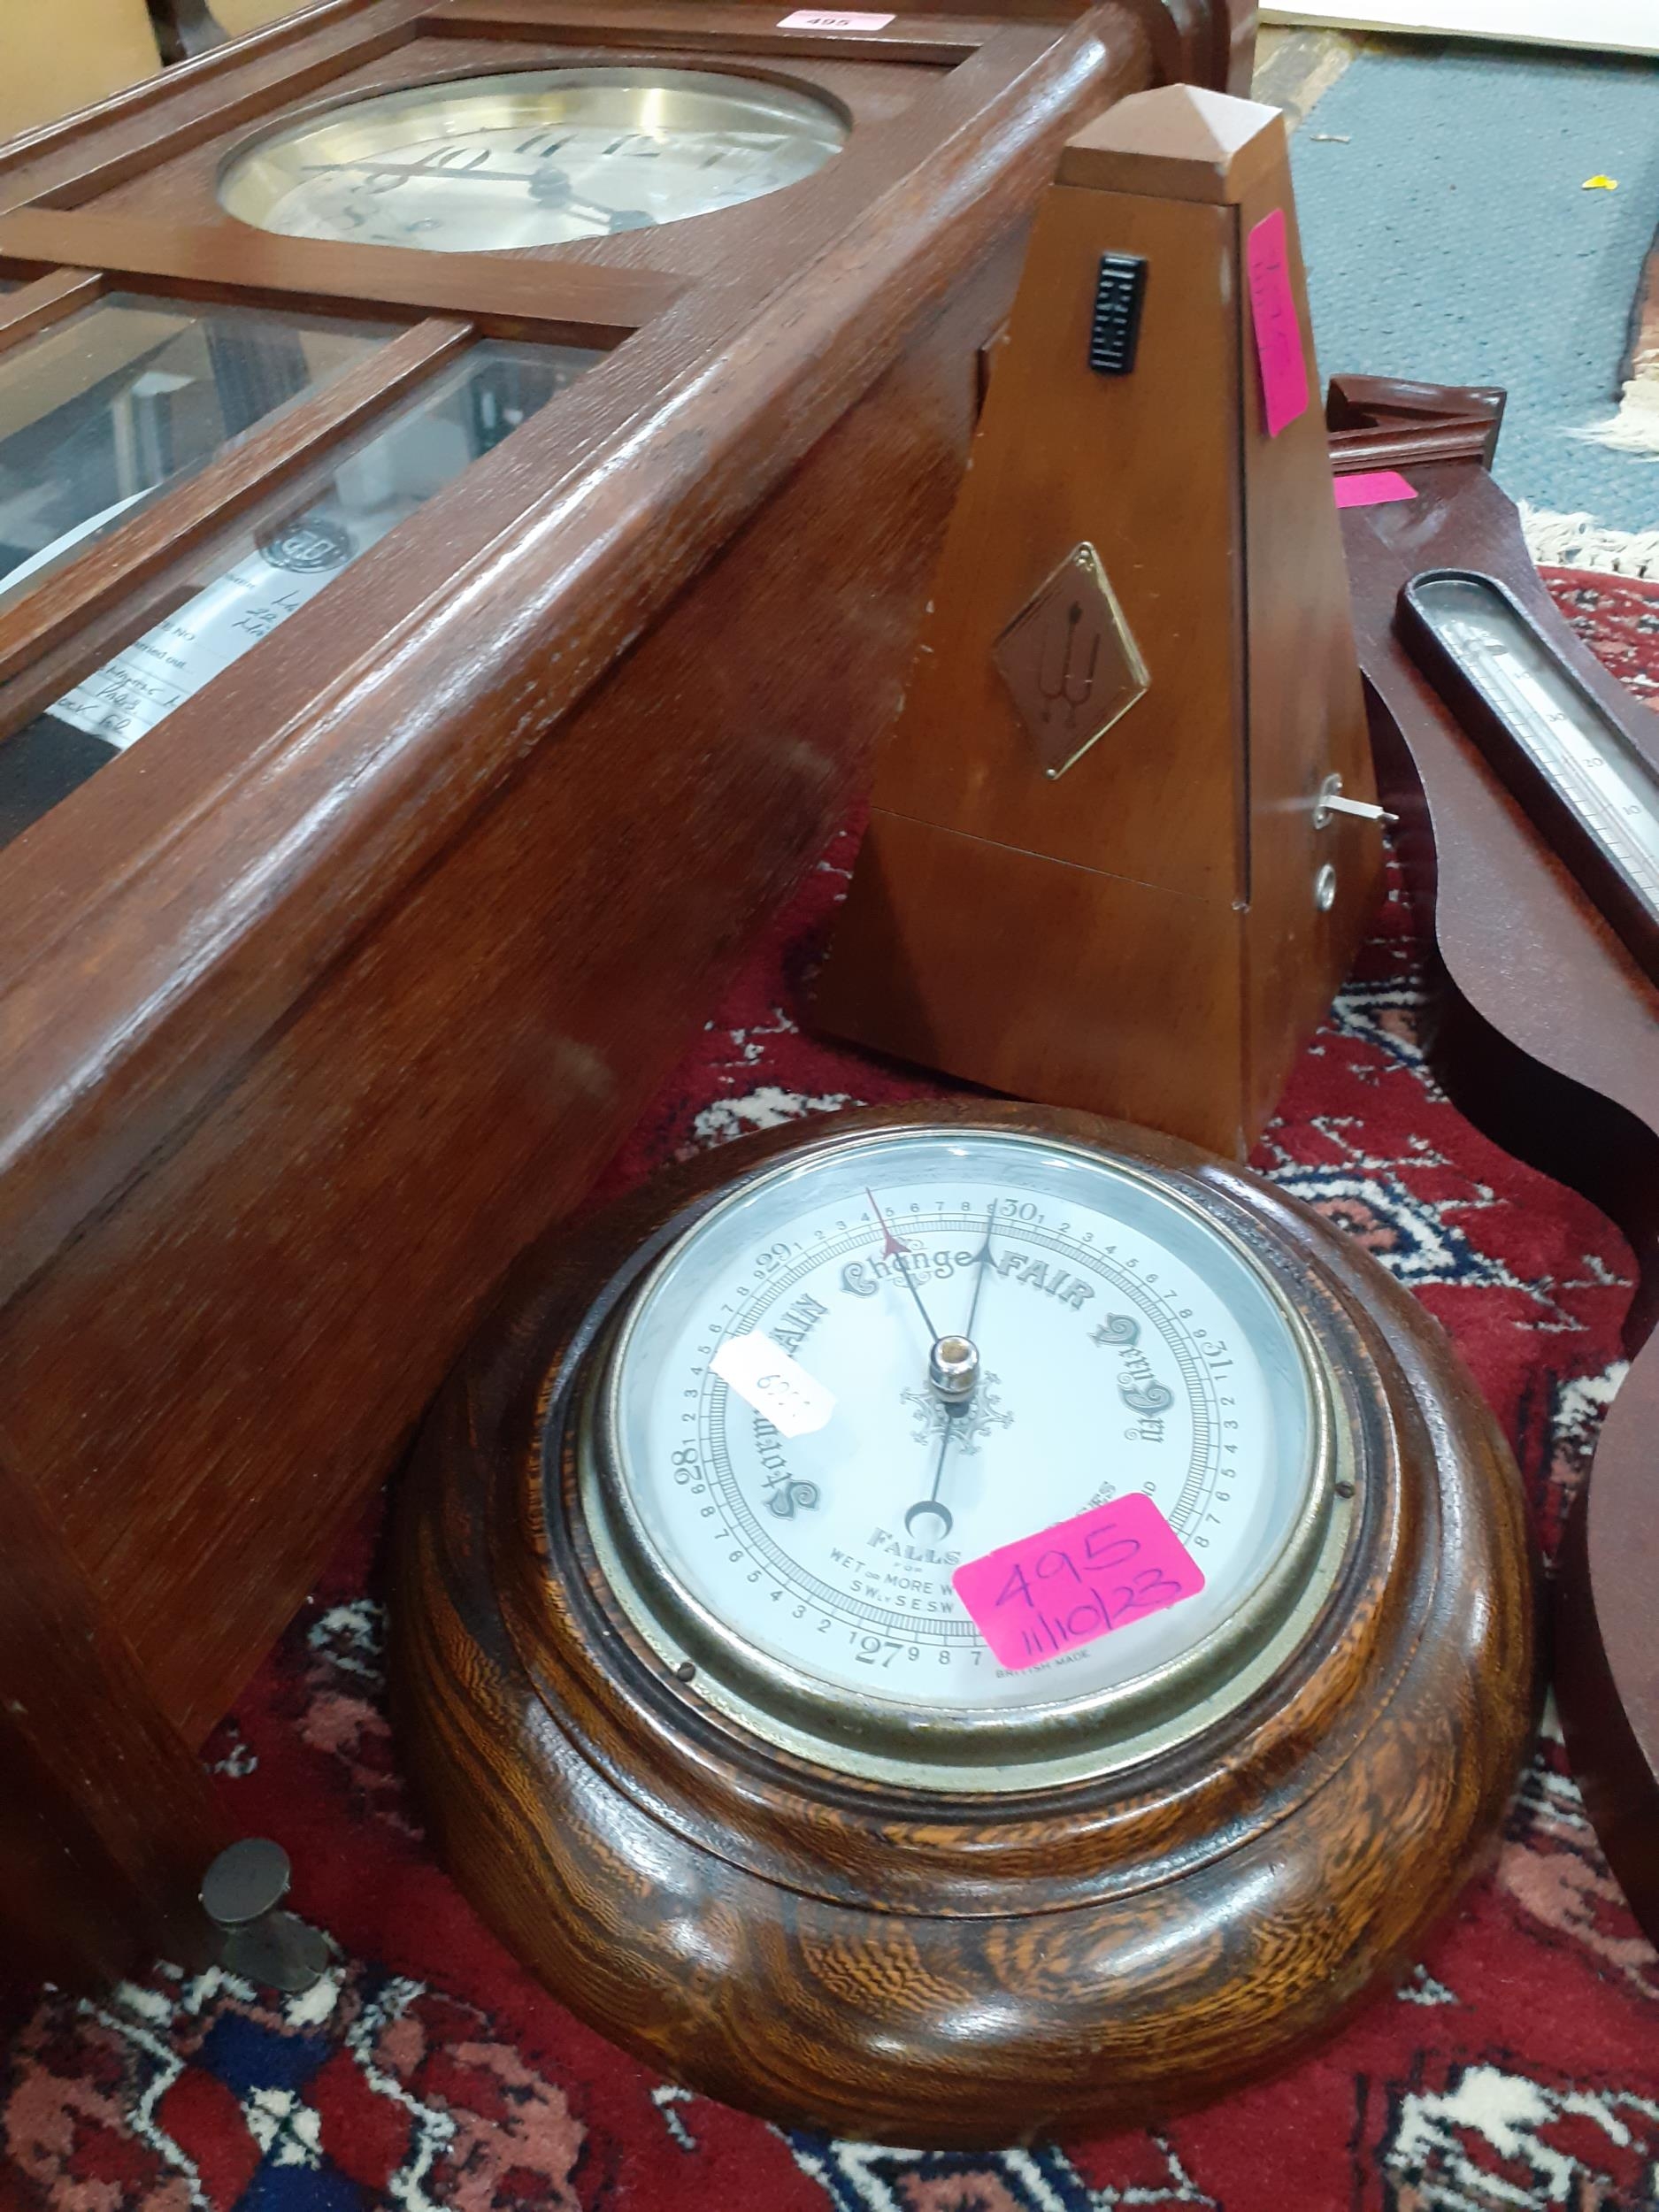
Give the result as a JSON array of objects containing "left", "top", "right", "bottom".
[
  {"left": 815, "top": 84, "right": 1386, "bottom": 1159},
  {"left": 1329, "top": 375, "right": 1659, "bottom": 1947}
]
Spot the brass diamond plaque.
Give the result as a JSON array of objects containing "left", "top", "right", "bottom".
[{"left": 992, "top": 542, "right": 1149, "bottom": 780}]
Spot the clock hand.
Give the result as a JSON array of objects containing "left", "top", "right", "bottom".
[
  {"left": 922, "top": 1204, "right": 995, "bottom": 1410},
  {"left": 904, "top": 1426, "right": 958, "bottom": 1544},
  {"left": 309, "top": 157, "right": 634, "bottom": 236},
  {"left": 961, "top": 1204, "right": 996, "bottom": 1341},
  {"left": 864, "top": 1186, "right": 945, "bottom": 1345},
  {"left": 902, "top": 1210, "right": 994, "bottom": 1544},
  {"left": 303, "top": 158, "right": 583, "bottom": 189}
]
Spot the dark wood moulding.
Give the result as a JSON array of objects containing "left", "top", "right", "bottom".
[
  {"left": 1328, "top": 376, "right": 1659, "bottom": 1947},
  {"left": 0, "top": 0, "right": 1251, "bottom": 1991}
]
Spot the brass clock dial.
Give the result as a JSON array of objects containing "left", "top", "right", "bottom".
[{"left": 217, "top": 67, "right": 849, "bottom": 252}]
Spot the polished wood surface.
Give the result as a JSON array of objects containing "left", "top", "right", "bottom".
[
  {"left": 0, "top": 1454, "right": 226, "bottom": 1987},
  {"left": 392, "top": 1099, "right": 1535, "bottom": 2146},
  {"left": 0, "top": 0, "right": 1251, "bottom": 1990},
  {"left": 1328, "top": 379, "right": 1659, "bottom": 1945},
  {"left": 0, "top": 238, "right": 1022, "bottom": 1745},
  {"left": 815, "top": 86, "right": 1381, "bottom": 1158},
  {"left": 0, "top": 266, "right": 105, "bottom": 350}
]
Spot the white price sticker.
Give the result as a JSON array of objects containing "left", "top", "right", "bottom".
[
  {"left": 49, "top": 501, "right": 396, "bottom": 751},
  {"left": 779, "top": 10, "right": 895, "bottom": 27},
  {"left": 710, "top": 1333, "right": 835, "bottom": 1438}
]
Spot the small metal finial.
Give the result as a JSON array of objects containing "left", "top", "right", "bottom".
[{"left": 202, "top": 1839, "right": 330, "bottom": 1996}]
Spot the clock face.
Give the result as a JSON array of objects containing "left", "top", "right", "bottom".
[
  {"left": 217, "top": 66, "right": 848, "bottom": 253},
  {"left": 581, "top": 1125, "right": 1348, "bottom": 1789}
]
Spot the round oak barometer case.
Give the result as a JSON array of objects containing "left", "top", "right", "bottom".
[
  {"left": 217, "top": 68, "right": 848, "bottom": 252},
  {"left": 393, "top": 1103, "right": 1534, "bottom": 2146}
]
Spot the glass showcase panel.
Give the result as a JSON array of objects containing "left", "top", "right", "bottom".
[
  {"left": 0, "top": 294, "right": 393, "bottom": 614},
  {"left": 0, "top": 341, "right": 598, "bottom": 848}
]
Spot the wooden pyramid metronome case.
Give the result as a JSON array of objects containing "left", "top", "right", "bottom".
[{"left": 815, "top": 84, "right": 1385, "bottom": 1161}]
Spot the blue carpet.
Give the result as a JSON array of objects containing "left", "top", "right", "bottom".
[{"left": 1291, "top": 39, "right": 1659, "bottom": 528}]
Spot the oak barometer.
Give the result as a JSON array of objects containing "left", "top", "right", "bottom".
[{"left": 395, "top": 1102, "right": 1535, "bottom": 2145}]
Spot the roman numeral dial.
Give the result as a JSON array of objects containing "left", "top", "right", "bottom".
[{"left": 219, "top": 66, "right": 847, "bottom": 254}]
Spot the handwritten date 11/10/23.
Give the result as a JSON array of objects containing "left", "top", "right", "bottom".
[{"left": 952, "top": 1496, "right": 1204, "bottom": 1671}]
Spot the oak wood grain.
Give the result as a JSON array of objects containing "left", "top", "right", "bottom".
[
  {"left": 0, "top": 240, "right": 1016, "bottom": 1741},
  {"left": 0, "top": 0, "right": 1188, "bottom": 1986},
  {"left": 0, "top": 267, "right": 104, "bottom": 354},
  {"left": 0, "top": 205, "right": 683, "bottom": 338},
  {"left": 425, "top": 0, "right": 998, "bottom": 63},
  {"left": 0, "top": 1450, "right": 226, "bottom": 1989},
  {"left": 392, "top": 1100, "right": 1533, "bottom": 2145}
]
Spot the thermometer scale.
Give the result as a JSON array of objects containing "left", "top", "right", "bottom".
[{"left": 1400, "top": 568, "right": 1659, "bottom": 984}]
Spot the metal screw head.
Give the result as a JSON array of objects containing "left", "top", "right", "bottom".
[
  {"left": 1314, "top": 864, "right": 1339, "bottom": 912},
  {"left": 929, "top": 1334, "right": 980, "bottom": 1401}
]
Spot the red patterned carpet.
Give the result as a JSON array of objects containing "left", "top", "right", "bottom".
[{"left": 2, "top": 567, "right": 1656, "bottom": 2212}]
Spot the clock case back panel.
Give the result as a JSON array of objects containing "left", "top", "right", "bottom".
[{"left": 0, "top": 0, "right": 1251, "bottom": 1986}]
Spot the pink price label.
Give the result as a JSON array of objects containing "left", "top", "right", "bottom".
[
  {"left": 952, "top": 1494, "right": 1204, "bottom": 1672},
  {"left": 1245, "top": 208, "right": 1310, "bottom": 438},
  {"left": 1333, "top": 469, "right": 1417, "bottom": 510},
  {"left": 778, "top": 9, "right": 895, "bottom": 24}
]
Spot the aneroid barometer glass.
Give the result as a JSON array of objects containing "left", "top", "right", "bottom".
[
  {"left": 581, "top": 1125, "right": 1348, "bottom": 1788},
  {"left": 218, "top": 68, "right": 849, "bottom": 252}
]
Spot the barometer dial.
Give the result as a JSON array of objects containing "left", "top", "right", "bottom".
[
  {"left": 218, "top": 67, "right": 848, "bottom": 252},
  {"left": 581, "top": 1124, "right": 1345, "bottom": 1786}
]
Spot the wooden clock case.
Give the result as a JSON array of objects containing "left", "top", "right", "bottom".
[
  {"left": 0, "top": 0, "right": 1251, "bottom": 1988},
  {"left": 392, "top": 1099, "right": 1535, "bottom": 2147}
]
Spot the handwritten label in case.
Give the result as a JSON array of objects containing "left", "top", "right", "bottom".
[{"left": 1245, "top": 208, "right": 1310, "bottom": 439}]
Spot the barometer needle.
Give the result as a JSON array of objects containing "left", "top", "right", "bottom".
[
  {"left": 864, "top": 1186, "right": 944, "bottom": 1343},
  {"left": 961, "top": 1204, "right": 995, "bottom": 1342},
  {"left": 903, "top": 1209, "right": 995, "bottom": 1545}
]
